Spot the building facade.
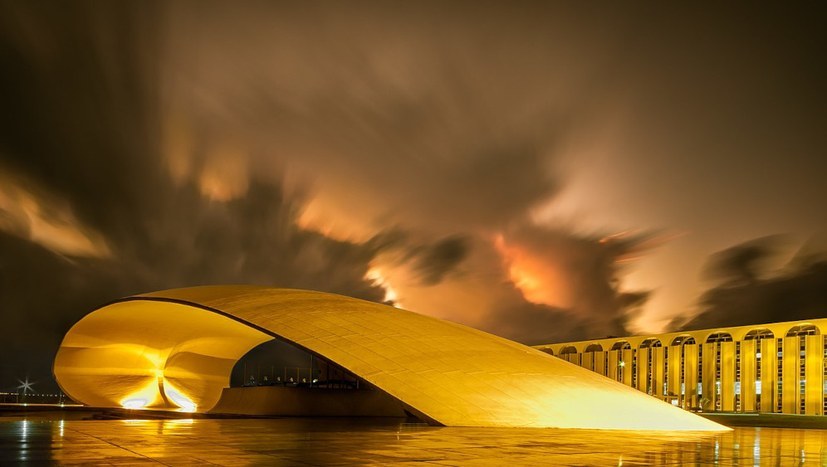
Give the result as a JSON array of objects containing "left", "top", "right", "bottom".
[{"left": 536, "top": 319, "right": 827, "bottom": 415}]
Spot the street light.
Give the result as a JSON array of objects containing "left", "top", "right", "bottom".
[{"left": 17, "top": 378, "right": 35, "bottom": 404}]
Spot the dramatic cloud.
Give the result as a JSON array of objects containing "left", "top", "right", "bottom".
[
  {"left": 6, "top": 2, "right": 819, "bottom": 392},
  {"left": 151, "top": 1, "right": 656, "bottom": 340},
  {"left": 489, "top": 225, "right": 655, "bottom": 343},
  {"left": 0, "top": 2, "right": 380, "bottom": 389},
  {"left": 0, "top": 170, "right": 111, "bottom": 258},
  {"left": 0, "top": 2, "right": 650, "bottom": 391},
  {"left": 700, "top": 235, "right": 789, "bottom": 287},
  {"left": 675, "top": 236, "right": 827, "bottom": 331},
  {"left": 160, "top": 3, "right": 573, "bottom": 234}
]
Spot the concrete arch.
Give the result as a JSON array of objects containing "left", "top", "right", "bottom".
[
  {"left": 610, "top": 341, "right": 631, "bottom": 350},
  {"left": 544, "top": 345, "right": 563, "bottom": 355},
  {"left": 705, "top": 332, "right": 734, "bottom": 343},
  {"left": 53, "top": 286, "right": 726, "bottom": 431},
  {"left": 640, "top": 338, "right": 663, "bottom": 348},
  {"left": 743, "top": 328, "right": 774, "bottom": 340},
  {"left": 669, "top": 335, "right": 695, "bottom": 346},
  {"left": 727, "top": 328, "right": 751, "bottom": 341},
  {"left": 584, "top": 344, "right": 604, "bottom": 352},
  {"left": 690, "top": 330, "right": 718, "bottom": 344},
  {"left": 785, "top": 323, "right": 820, "bottom": 337}
]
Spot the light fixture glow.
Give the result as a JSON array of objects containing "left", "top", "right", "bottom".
[
  {"left": 122, "top": 398, "right": 148, "bottom": 409},
  {"left": 164, "top": 383, "right": 197, "bottom": 412},
  {"left": 17, "top": 378, "right": 35, "bottom": 394}
]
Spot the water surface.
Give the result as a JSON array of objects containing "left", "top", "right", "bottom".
[{"left": 1, "top": 417, "right": 826, "bottom": 465}]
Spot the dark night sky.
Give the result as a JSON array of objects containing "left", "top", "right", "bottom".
[{"left": 1, "top": 1, "right": 825, "bottom": 392}]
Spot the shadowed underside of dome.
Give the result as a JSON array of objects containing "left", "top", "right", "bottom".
[{"left": 53, "top": 286, "right": 727, "bottom": 431}]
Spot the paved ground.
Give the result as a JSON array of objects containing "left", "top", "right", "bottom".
[{"left": 2, "top": 417, "right": 827, "bottom": 465}]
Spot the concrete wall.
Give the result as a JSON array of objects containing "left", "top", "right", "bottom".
[{"left": 209, "top": 386, "right": 408, "bottom": 418}]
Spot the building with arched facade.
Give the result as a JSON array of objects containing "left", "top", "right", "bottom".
[{"left": 535, "top": 319, "right": 827, "bottom": 415}]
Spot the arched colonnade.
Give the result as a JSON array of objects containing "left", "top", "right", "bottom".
[{"left": 536, "top": 319, "right": 827, "bottom": 414}]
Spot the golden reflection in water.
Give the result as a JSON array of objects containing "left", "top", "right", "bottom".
[{"left": 4, "top": 419, "right": 827, "bottom": 465}]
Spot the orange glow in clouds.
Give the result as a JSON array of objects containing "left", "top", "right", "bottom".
[
  {"left": 161, "top": 115, "right": 250, "bottom": 202},
  {"left": 495, "top": 235, "right": 572, "bottom": 309},
  {"left": 162, "top": 113, "right": 194, "bottom": 185},
  {"left": 199, "top": 146, "right": 249, "bottom": 202},
  {"left": 297, "top": 196, "right": 377, "bottom": 243},
  {"left": 365, "top": 267, "right": 402, "bottom": 307},
  {"left": 0, "top": 174, "right": 111, "bottom": 258}
]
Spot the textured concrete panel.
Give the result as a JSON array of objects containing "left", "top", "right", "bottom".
[
  {"left": 210, "top": 386, "right": 407, "bottom": 417},
  {"left": 667, "top": 346, "right": 681, "bottom": 399},
  {"left": 782, "top": 337, "right": 800, "bottom": 414},
  {"left": 740, "top": 339, "right": 756, "bottom": 412},
  {"left": 720, "top": 341, "right": 736, "bottom": 412},
  {"left": 760, "top": 338, "right": 777, "bottom": 413},
  {"left": 804, "top": 335, "right": 824, "bottom": 415},
  {"left": 684, "top": 345, "right": 699, "bottom": 409}
]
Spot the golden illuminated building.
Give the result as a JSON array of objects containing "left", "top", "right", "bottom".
[
  {"left": 54, "top": 286, "right": 725, "bottom": 431},
  {"left": 537, "top": 319, "right": 827, "bottom": 415}
]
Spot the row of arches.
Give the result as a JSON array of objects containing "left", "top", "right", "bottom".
[
  {"left": 541, "top": 324, "right": 820, "bottom": 356},
  {"left": 536, "top": 320, "right": 827, "bottom": 415}
]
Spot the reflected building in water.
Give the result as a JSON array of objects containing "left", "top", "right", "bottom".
[{"left": 1, "top": 418, "right": 825, "bottom": 465}]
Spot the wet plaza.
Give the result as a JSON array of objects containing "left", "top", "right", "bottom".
[{"left": 1, "top": 415, "right": 827, "bottom": 466}]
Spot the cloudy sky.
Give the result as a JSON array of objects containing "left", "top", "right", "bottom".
[{"left": 1, "top": 1, "right": 825, "bottom": 391}]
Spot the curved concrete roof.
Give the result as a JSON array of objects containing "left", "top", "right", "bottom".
[{"left": 54, "top": 286, "right": 726, "bottom": 430}]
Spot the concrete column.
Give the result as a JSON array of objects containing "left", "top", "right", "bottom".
[
  {"left": 804, "top": 334, "right": 823, "bottom": 415},
  {"left": 607, "top": 350, "right": 619, "bottom": 381},
  {"left": 652, "top": 346, "right": 665, "bottom": 398},
  {"left": 594, "top": 351, "right": 606, "bottom": 376},
  {"left": 760, "top": 338, "right": 777, "bottom": 413},
  {"left": 582, "top": 352, "right": 595, "bottom": 371},
  {"left": 702, "top": 343, "right": 717, "bottom": 411},
  {"left": 622, "top": 349, "right": 634, "bottom": 386},
  {"left": 782, "top": 336, "right": 800, "bottom": 414},
  {"left": 637, "top": 348, "right": 650, "bottom": 393},
  {"left": 684, "top": 344, "right": 699, "bottom": 409},
  {"left": 720, "top": 341, "right": 736, "bottom": 411},
  {"left": 740, "top": 339, "right": 756, "bottom": 412},
  {"left": 668, "top": 345, "right": 681, "bottom": 399}
]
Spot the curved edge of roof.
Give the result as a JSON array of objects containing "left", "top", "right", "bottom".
[
  {"left": 116, "top": 293, "right": 442, "bottom": 425},
  {"left": 54, "top": 285, "right": 729, "bottom": 431}
]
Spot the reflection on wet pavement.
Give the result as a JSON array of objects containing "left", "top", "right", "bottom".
[{"left": 1, "top": 417, "right": 827, "bottom": 465}]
